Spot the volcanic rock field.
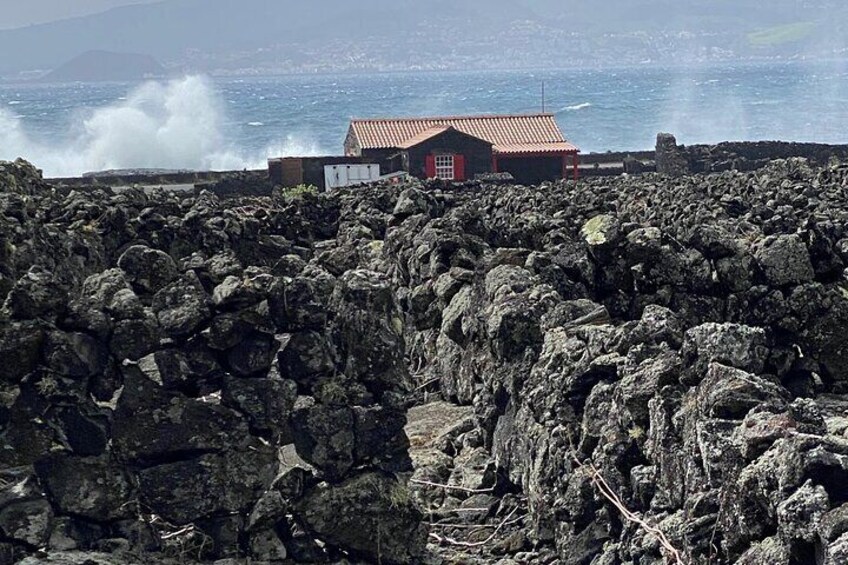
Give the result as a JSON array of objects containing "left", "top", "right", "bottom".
[{"left": 3, "top": 156, "right": 848, "bottom": 564}]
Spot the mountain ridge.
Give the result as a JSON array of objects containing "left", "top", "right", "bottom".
[
  {"left": 41, "top": 50, "right": 166, "bottom": 82},
  {"left": 1, "top": 0, "right": 845, "bottom": 77}
]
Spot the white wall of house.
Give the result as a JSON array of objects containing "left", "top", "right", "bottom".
[{"left": 324, "top": 164, "right": 381, "bottom": 189}]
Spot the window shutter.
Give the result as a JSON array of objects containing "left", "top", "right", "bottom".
[
  {"left": 454, "top": 154, "right": 466, "bottom": 181},
  {"left": 425, "top": 155, "right": 436, "bottom": 178}
]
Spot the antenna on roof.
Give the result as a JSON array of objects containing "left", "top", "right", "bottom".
[{"left": 541, "top": 81, "right": 546, "bottom": 113}]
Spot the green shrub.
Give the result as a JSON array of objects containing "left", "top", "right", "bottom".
[{"left": 279, "top": 184, "right": 318, "bottom": 200}]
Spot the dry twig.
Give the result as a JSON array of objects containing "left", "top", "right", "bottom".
[
  {"left": 428, "top": 506, "right": 520, "bottom": 548},
  {"left": 435, "top": 507, "right": 500, "bottom": 514},
  {"left": 410, "top": 478, "right": 495, "bottom": 494},
  {"left": 160, "top": 525, "right": 196, "bottom": 540},
  {"left": 414, "top": 377, "right": 440, "bottom": 391},
  {"left": 429, "top": 514, "right": 525, "bottom": 530},
  {"left": 574, "top": 456, "right": 686, "bottom": 565}
]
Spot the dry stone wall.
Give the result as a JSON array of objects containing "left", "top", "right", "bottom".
[
  {"left": 0, "top": 159, "right": 425, "bottom": 564},
  {"left": 372, "top": 160, "right": 848, "bottom": 564},
  {"left": 6, "top": 155, "right": 848, "bottom": 564},
  {"left": 655, "top": 134, "right": 848, "bottom": 177}
]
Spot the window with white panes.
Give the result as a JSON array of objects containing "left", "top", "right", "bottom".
[{"left": 435, "top": 154, "right": 455, "bottom": 180}]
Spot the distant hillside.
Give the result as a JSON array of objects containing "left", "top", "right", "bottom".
[
  {"left": 0, "top": 0, "right": 845, "bottom": 77},
  {"left": 42, "top": 50, "right": 165, "bottom": 82}
]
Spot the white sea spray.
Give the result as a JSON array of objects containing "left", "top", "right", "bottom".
[{"left": 0, "top": 76, "right": 323, "bottom": 177}]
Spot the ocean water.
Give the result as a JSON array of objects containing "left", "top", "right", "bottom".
[{"left": 0, "top": 60, "right": 846, "bottom": 177}]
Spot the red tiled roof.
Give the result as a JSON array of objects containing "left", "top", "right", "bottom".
[
  {"left": 397, "top": 125, "right": 457, "bottom": 149},
  {"left": 496, "top": 142, "right": 580, "bottom": 154},
  {"left": 350, "top": 113, "right": 579, "bottom": 155}
]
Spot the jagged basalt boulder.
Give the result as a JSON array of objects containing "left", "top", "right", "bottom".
[
  {"left": 696, "top": 363, "right": 788, "bottom": 420},
  {"left": 137, "top": 447, "right": 278, "bottom": 524},
  {"left": 656, "top": 132, "right": 690, "bottom": 177},
  {"left": 35, "top": 454, "right": 133, "bottom": 522},
  {"left": 268, "top": 274, "right": 333, "bottom": 331},
  {"left": 221, "top": 375, "right": 296, "bottom": 441},
  {"left": 226, "top": 333, "right": 279, "bottom": 376},
  {"left": 112, "top": 368, "right": 250, "bottom": 463},
  {"left": 43, "top": 331, "right": 109, "bottom": 380},
  {"left": 353, "top": 405, "right": 411, "bottom": 471},
  {"left": 0, "top": 321, "right": 44, "bottom": 384},
  {"left": 331, "top": 269, "right": 409, "bottom": 394},
  {"left": 80, "top": 269, "right": 133, "bottom": 310},
  {"left": 0, "top": 498, "right": 53, "bottom": 547},
  {"left": 681, "top": 323, "right": 769, "bottom": 383},
  {"left": 151, "top": 272, "right": 211, "bottom": 337},
  {"left": 754, "top": 234, "right": 815, "bottom": 286},
  {"left": 117, "top": 245, "right": 178, "bottom": 295},
  {"left": 110, "top": 316, "right": 162, "bottom": 361},
  {"left": 277, "top": 331, "right": 336, "bottom": 388},
  {"left": 3, "top": 266, "right": 69, "bottom": 320},
  {"left": 581, "top": 214, "right": 621, "bottom": 249},
  {"left": 297, "top": 472, "right": 427, "bottom": 564},
  {"left": 393, "top": 187, "right": 436, "bottom": 218},
  {"left": 441, "top": 285, "right": 473, "bottom": 345},
  {"left": 290, "top": 401, "right": 355, "bottom": 482}
]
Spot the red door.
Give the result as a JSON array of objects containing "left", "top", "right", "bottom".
[
  {"left": 454, "top": 154, "right": 466, "bottom": 181},
  {"left": 425, "top": 155, "right": 436, "bottom": 178}
]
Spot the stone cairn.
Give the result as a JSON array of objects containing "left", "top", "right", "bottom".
[{"left": 655, "top": 132, "right": 689, "bottom": 177}]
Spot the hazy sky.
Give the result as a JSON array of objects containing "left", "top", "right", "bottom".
[{"left": 0, "top": 0, "right": 160, "bottom": 30}]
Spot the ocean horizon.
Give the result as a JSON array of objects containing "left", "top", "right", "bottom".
[{"left": 1, "top": 59, "right": 846, "bottom": 177}]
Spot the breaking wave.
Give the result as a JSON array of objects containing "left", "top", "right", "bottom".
[
  {"left": 561, "top": 102, "right": 592, "bottom": 112},
  {"left": 0, "top": 76, "right": 320, "bottom": 177}
]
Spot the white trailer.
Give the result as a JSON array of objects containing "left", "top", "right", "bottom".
[{"left": 324, "top": 163, "right": 381, "bottom": 189}]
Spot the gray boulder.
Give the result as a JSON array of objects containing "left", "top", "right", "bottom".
[
  {"left": 655, "top": 132, "right": 689, "bottom": 177},
  {"left": 682, "top": 323, "right": 768, "bottom": 383},
  {"left": 112, "top": 367, "right": 250, "bottom": 463},
  {"left": 776, "top": 480, "right": 828, "bottom": 543},
  {"left": 221, "top": 376, "right": 297, "bottom": 442},
  {"left": 226, "top": 333, "right": 279, "bottom": 377},
  {"left": 80, "top": 268, "right": 132, "bottom": 310},
  {"left": 3, "top": 266, "right": 68, "bottom": 320},
  {"left": 0, "top": 499, "right": 53, "bottom": 547},
  {"left": 826, "top": 532, "right": 848, "bottom": 565},
  {"left": 581, "top": 214, "right": 621, "bottom": 249},
  {"left": 754, "top": 234, "right": 815, "bottom": 286},
  {"left": 393, "top": 187, "right": 435, "bottom": 218},
  {"left": 297, "top": 473, "right": 427, "bottom": 564},
  {"left": 35, "top": 454, "right": 133, "bottom": 522},
  {"left": 441, "top": 285, "right": 473, "bottom": 345},
  {"left": 117, "top": 245, "right": 178, "bottom": 295},
  {"left": 0, "top": 321, "right": 43, "bottom": 384},
  {"left": 151, "top": 271, "right": 211, "bottom": 337},
  {"left": 696, "top": 363, "right": 788, "bottom": 420},
  {"left": 331, "top": 270, "right": 409, "bottom": 393},
  {"left": 109, "top": 315, "right": 162, "bottom": 361},
  {"left": 277, "top": 331, "right": 336, "bottom": 389},
  {"left": 137, "top": 447, "right": 278, "bottom": 524},
  {"left": 291, "top": 401, "right": 355, "bottom": 482},
  {"left": 42, "top": 331, "right": 108, "bottom": 380}
]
